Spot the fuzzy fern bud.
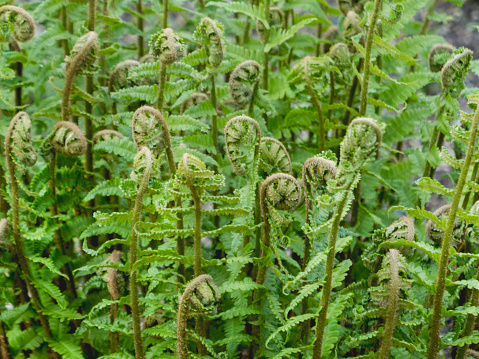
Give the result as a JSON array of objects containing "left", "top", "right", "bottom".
[
  {"left": 338, "top": 117, "right": 382, "bottom": 175},
  {"left": 343, "top": 11, "right": 362, "bottom": 37},
  {"left": 0, "top": 5, "right": 35, "bottom": 43},
  {"left": 0, "top": 218, "right": 11, "bottom": 251},
  {"left": 149, "top": 28, "right": 185, "bottom": 65},
  {"left": 104, "top": 250, "right": 124, "bottom": 300},
  {"left": 302, "top": 156, "right": 338, "bottom": 199},
  {"left": 337, "top": 0, "right": 364, "bottom": 16},
  {"left": 177, "top": 275, "right": 220, "bottom": 359},
  {"left": 65, "top": 31, "right": 99, "bottom": 75},
  {"left": 229, "top": 61, "right": 262, "bottom": 106},
  {"left": 328, "top": 43, "right": 350, "bottom": 68},
  {"left": 426, "top": 204, "right": 464, "bottom": 244},
  {"left": 441, "top": 47, "right": 473, "bottom": 98},
  {"left": 132, "top": 106, "right": 173, "bottom": 159},
  {"left": 428, "top": 44, "right": 455, "bottom": 73},
  {"left": 5, "top": 111, "right": 37, "bottom": 169},
  {"left": 194, "top": 17, "right": 225, "bottom": 71},
  {"left": 321, "top": 25, "right": 340, "bottom": 54},
  {"left": 131, "top": 146, "right": 153, "bottom": 185},
  {"left": 224, "top": 115, "right": 261, "bottom": 176},
  {"left": 109, "top": 60, "right": 140, "bottom": 91},
  {"left": 259, "top": 137, "right": 292, "bottom": 175},
  {"left": 50, "top": 121, "right": 87, "bottom": 157}
]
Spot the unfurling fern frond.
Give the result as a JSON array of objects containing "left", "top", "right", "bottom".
[
  {"left": 259, "top": 137, "right": 292, "bottom": 175},
  {"left": 49, "top": 121, "right": 87, "bottom": 157},
  {"left": 177, "top": 275, "right": 220, "bottom": 359},
  {"left": 5, "top": 111, "right": 37, "bottom": 169},
  {"left": 109, "top": 60, "right": 140, "bottom": 91},
  {"left": 440, "top": 47, "right": 473, "bottom": 98},
  {"left": 426, "top": 204, "right": 464, "bottom": 245},
  {"left": 229, "top": 60, "right": 261, "bottom": 107},
  {"left": 194, "top": 17, "right": 225, "bottom": 71},
  {"left": 62, "top": 31, "right": 99, "bottom": 122},
  {"left": 0, "top": 5, "right": 35, "bottom": 43},
  {"left": 328, "top": 43, "right": 350, "bottom": 68},
  {"left": 428, "top": 43, "right": 455, "bottom": 73},
  {"left": 224, "top": 115, "right": 261, "bottom": 176},
  {"left": 104, "top": 250, "right": 125, "bottom": 300},
  {"left": 149, "top": 28, "right": 185, "bottom": 66},
  {"left": 337, "top": 0, "right": 364, "bottom": 16},
  {"left": 0, "top": 218, "right": 11, "bottom": 250},
  {"left": 132, "top": 106, "right": 175, "bottom": 171}
]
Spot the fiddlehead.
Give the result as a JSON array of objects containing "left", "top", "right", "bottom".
[
  {"left": 229, "top": 60, "right": 261, "bottom": 116},
  {"left": 328, "top": 43, "right": 350, "bottom": 69},
  {"left": 224, "top": 115, "right": 261, "bottom": 176},
  {"left": 321, "top": 25, "right": 339, "bottom": 54},
  {"left": 0, "top": 5, "right": 35, "bottom": 43},
  {"left": 5, "top": 112, "right": 58, "bottom": 352},
  {"left": 149, "top": 28, "right": 185, "bottom": 110},
  {"left": 259, "top": 137, "right": 292, "bottom": 175},
  {"left": 440, "top": 47, "right": 473, "bottom": 98},
  {"left": 426, "top": 204, "right": 464, "bottom": 245},
  {"left": 49, "top": 121, "right": 87, "bottom": 157},
  {"left": 337, "top": 0, "right": 365, "bottom": 16},
  {"left": 194, "top": 17, "right": 225, "bottom": 72},
  {"left": 177, "top": 274, "right": 220, "bottom": 359},
  {"left": 132, "top": 105, "right": 175, "bottom": 173},
  {"left": 428, "top": 43, "right": 455, "bottom": 73},
  {"left": 343, "top": 11, "right": 362, "bottom": 37},
  {"left": 313, "top": 118, "right": 382, "bottom": 359},
  {"left": 0, "top": 219, "right": 10, "bottom": 250},
  {"left": 109, "top": 60, "right": 140, "bottom": 91},
  {"left": 129, "top": 146, "right": 153, "bottom": 359},
  {"left": 62, "top": 31, "right": 99, "bottom": 122}
]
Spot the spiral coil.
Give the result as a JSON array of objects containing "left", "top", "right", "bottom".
[
  {"left": 194, "top": 17, "right": 225, "bottom": 71},
  {"left": 50, "top": 121, "right": 87, "bottom": 157},
  {"left": 428, "top": 44, "right": 455, "bottom": 73},
  {"left": 229, "top": 61, "right": 262, "bottom": 106},
  {"left": 259, "top": 137, "right": 292, "bottom": 175},
  {"left": 0, "top": 5, "right": 35, "bottom": 43},
  {"left": 109, "top": 60, "right": 140, "bottom": 91},
  {"left": 149, "top": 28, "right": 185, "bottom": 65},
  {"left": 5, "top": 111, "right": 37, "bottom": 168}
]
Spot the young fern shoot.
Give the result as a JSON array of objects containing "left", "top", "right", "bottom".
[
  {"left": 229, "top": 61, "right": 262, "bottom": 117},
  {"left": 312, "top": 117, "right": 382, "bottom": 359},
  {"left": 129, "top": 147, "right": 153, "bottom": 359}
]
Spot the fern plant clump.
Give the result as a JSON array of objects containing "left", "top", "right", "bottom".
[{"left": 2, "top": 0, "right": 479, "bottom": 358}]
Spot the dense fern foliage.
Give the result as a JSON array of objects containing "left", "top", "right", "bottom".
[{"left": 2, "top": 0, "right": 479, "bottom": 358}]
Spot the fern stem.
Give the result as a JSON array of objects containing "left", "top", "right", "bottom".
[
  {"left": 420, "top": 0, "right": 439, "bottom": 36},
  {"left": 306, "top": 75, "right": 325, "bottom": 152},
  {"left": 427, "top": 103, "right": 479, "bottom": 359},
  {"left": 461, "top": 161, "right": 479, "bottom": 209},
  {"left": 109, "top": 302, "right": 119, "bottom": 353},
  {"left": 50, "top": 151, "right": 78, "bottom": 300},
  {"left": 129, "top": 148, "right": 152, "bottom": 359},
  {"left": 262, "top": 0, "right": 270, "bottom": 93},
  {"left": 377, "top": 249, "right": 400, "bottom": 359},
  {"left": 88, "top": 0, "right": 96, "bottom": 31},
  {"left": 5, "top": 127, "right": 58, "bottom": 359},
  {"left": 248, "top": 82, "right": 259, "bottom": 117},
  {"left": 0, "top": 313, "right": 10, "bottom": 359},
  {"left": 456, "top": 267, "right": 479, "bottom": 359},
  {"left": 61, "top": 6, "right": 70, "bottom": 57},
  {"left": 190, "top": 184, "right": 203, "bottom": 278},
  {"left": 157, "top": 61, "right": 167, "bottom": 112},
  {"left": 312, "top": 177, "right": 356, "bottom": 359},
  {"left": 137, "top": 0, "right": 144, "bottom": 58},
  {"left": 359, "top": 0, "right": 382, "bottom": 116},
  {"left": 210, "top": 74, "right": 219, "bottom": 162},
  {"left": 162, "top": 0, "right": 168, "bottom": 29}
]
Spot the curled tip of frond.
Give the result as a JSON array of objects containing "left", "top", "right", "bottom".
[
  {"left": 0, "top": 218, "right": 10, "bottom": 245},
  {"left": 131, "top": 146, "right": 153, "bottom": 185},
  {"left": 337, "top": 0, "right": 364, "bottom": 16},
  {"left": 5, "top": 111, "right": 37, "bottom": 168},
  {"left": 328, "top": 43, "right": 350, "bottom": 68},
  {"left": 194, "top": 17, "right": 224, "bottom": 70},
  {"left": 340, "top": 117, "right": 382, "bottom": 169},
  {"left": 302, "top": 156, "right": 337, "bottom": 192},
  {"left": 132, "top": 106, "right": 171, "bottom": 158},
  {"left": 0, "top": 5, "right": 35, "bottom": 43},
  {"left": 224, "top": 115, "right": 261, "bottom": 176},
  {"left": 426, "top": 204, "right": 463, "bottom": 244},
  {"left": 257, "top": 7, "right": 285, "bottom": 43},
  {"left": 321, "top": 25, "right": 339, "bottom": 54},
  {"left": 261, "top": 173, "right": 302, "bottom": 214},
  {"left": 259, "top": 137, "right": 292, "bottom": 175},
  {"left": 149, "top": 28, "right": 185, "bottom": 65},
  {"left": 93, "top": 129, "right": 125, "bottom": 145},
  {"left": 343, "top": 11, "right": 362, "bottom": 36},
  {"left": 229, "top": 60, "right": 262, "bottom": 106},
  {"left": 428, "top": 43, "right": 455, "bottom": 73},
  {"left": 109, "top": 60, "right": 140, "bottom": 91},
  {"left": 66, "top": 31, "right": 99, "bottom": 74},
  {"left": 105, "top": 250, "right": 124, "bottom": 300},
  {"left": 189, "top": 280, "right": 221, "bottom": 313},
  {"left": 177, "top": 153, "right": 214, "bottom": 184},
  {"left": 139, "top": 54, "right": 155, "bottom": 63},
  {"left": 384, "top": 217, "right": 415, "bottom": 243},
  {"left": 50, "top": 121, "right": 87, "bottom": 157},
  {"left": 180, "top": 92, "right": 209, "bottom": 114},
  {"left": 441, "top": 47, "right": 473, "bottom": 97}
]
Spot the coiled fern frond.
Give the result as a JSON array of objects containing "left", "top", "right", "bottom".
[
  {"left": 229, "top": 60, "right": 261, "bottom": 107},
  {"left": 224, "top": 115, "right": 261, "bottom": 176},
  {"left": 194, "top": 17, "right": 225, "bottom": 71},
  {"left": 5, "top": 111, "right": 37, "bottom": 169},
  {"left": 428, "top": 43, "right": 455, "bottom": 73},
  {"left": 441, "top": 47, "right": 473, "bottom": 98},
  {"left": 0, "top": 5, "right": 35, "bottom": 43},
  {"left": 149, "top": 28, "right": 185, "bottom": 65},
  {"left": 109, "top": 60, "right": 140, "bottom": 91},
  {"left": 426, "top": 204, "right": 464, "bottom": 244},
  {"left": 259, "top": 137, "right": 292, "bottom": 175},
  {"left": 49, "top": 121, "right": 87, "bottom": 157}
]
